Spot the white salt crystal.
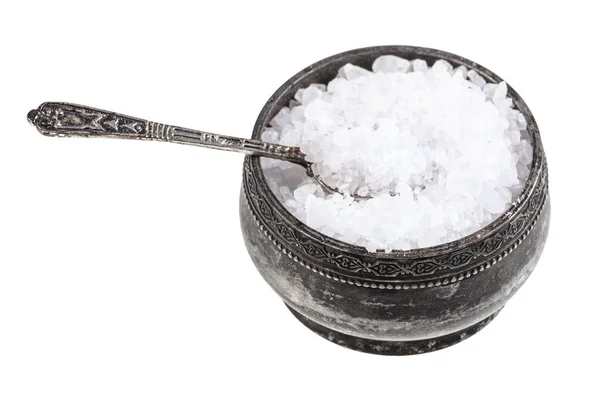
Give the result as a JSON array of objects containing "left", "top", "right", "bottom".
[
  {"left": 411, "top": 59, "right": 428, "bottom": 72},
  {"left": 357, "top": 187, "right": 370, "bottom": 197},
  {"left": 338, "top": 63, "right": 372, "bottom": 80},
  {"left": 483, "top": 83, "right": 498, "bottom": 100},
  {"left": 507, "top": 130, "right": 521, "bottom": 145},
  {"left": 302, "top": 85, "right": 324, "bottom": 104},
  {"left": 293, "top": 183, "right": 321, "bottom": 203},
  {"left": 270, "top": 107, "right": 291, "bottom": 129},
  {"left": 279, "top": 186, "right": 292, "bottom": 199},
  {"left": 372, "top": 55, "right": 410, "bottom": 74},
  {"left": 517, "top": 113, "right": 527, "bottom": 130},
  {"left": 517, "top": 139, "right": 533, "bottom": 165},
  {"left": 432, "top": 59, "right": 453, "bottom": 74},
  {"left": 261, "top": 55, "right": 533, "bottom": 252},
  {"left": 278, "top": 125, "right": 300, "bottom": 147},
  {"left": 395, "top": 183, "right": 414, "bottom": 198},
  {"left": 452, "top": 65, "right": 468, "bottom": 79},
  {"left": 294, "top": 89, "right": 305, "bottom": 102},
  {"left": 262, "top": 129, "right": 279, "bottom": 143},
  {"left": 290, "top": 106, "right": 305, "bottom": 124},
  {"left": 310, "top": 83, "right": 327, "bottom": 92},
  {"left": 497, "top": 186, "right": 513, "bottom": 203},
  {"left": 481, "top": 185, "right": 506, "bottom": 214},
  {"left": 467, "top": 70, "right": 486, "bottom": 87},
  {"left": 493, "top": 81, "right": 508, "bottom": 105}
]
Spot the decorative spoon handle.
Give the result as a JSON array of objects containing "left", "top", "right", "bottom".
[{"left": 27, "top": 102, "right": 310, "bottom": 168}]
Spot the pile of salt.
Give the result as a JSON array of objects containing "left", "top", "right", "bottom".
[{"left": 261, "top": 55, "right": 532, "bottom": 252}]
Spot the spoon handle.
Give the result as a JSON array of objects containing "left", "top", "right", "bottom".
[{"left": 27, "top": 102, "right": 310, "bottom": 167}]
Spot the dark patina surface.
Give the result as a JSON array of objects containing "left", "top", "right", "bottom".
[{"left": 240, "top": 46, "right": 550, "bottom": 355}]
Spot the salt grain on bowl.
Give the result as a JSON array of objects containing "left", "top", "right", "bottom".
[{"left": 261, "top": 55, "right": 532, "bottom": 252}]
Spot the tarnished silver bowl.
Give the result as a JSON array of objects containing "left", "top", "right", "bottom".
[{"left": 240, "top": 45, "right": 550, "bottom": 355}]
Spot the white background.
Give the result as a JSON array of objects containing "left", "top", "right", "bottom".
[{"left": 1, "top": 1, "right": 598, "bottom": 399}]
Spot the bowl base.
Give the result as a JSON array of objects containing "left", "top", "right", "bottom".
[{"left": 285, "top": 304, "right": 502, "bottom": 356}]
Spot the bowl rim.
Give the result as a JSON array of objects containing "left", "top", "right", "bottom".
[{"left": 248, "top": 45, "right": 545, "bottom": 259}]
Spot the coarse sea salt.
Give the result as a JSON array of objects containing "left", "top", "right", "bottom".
[{"left": 261, "top": 55, "right": 533, "bottom": 252}]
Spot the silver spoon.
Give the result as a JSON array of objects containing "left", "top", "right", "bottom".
[{"left": 27, "top": 102, "right": 351, "bottom": 197}]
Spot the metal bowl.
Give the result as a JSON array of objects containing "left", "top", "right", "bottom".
[{"left": 239, "top": 46, "right": 550, "bottom": 355}]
